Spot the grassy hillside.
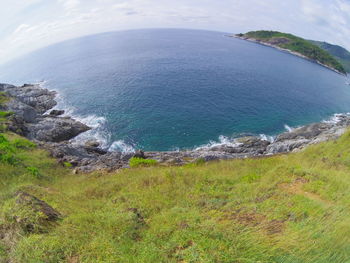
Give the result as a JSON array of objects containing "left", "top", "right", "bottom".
[
  {"left": 309, "top": 40, "right": 350, "bottom": 72},
  {"left": 1, "top": 112, "right": 350, "bottom": 261},
  {"left": 238, "top": 31, "right": 346, "bottom": 74}
]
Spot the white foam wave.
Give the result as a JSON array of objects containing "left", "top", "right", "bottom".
[
  {"left": 284, "top": 124, "right": 293, "bottom": 132},
  {"left": 195, "top": 135, "right": 242, "bottom": 151},
  {"left": 38, "top": 82, "right": 135, "bottom": 152},
  {"left": 322, "top": 113, "right": 350, "bottom": 124},
  {"left": 259, "top": 134, "right": 275, "bottom": 142},
  {"left": 109, "top": 140, "right": 135, "bottom": 153}
]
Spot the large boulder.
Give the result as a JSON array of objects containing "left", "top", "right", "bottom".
[
  {"left": 11, "top": 191, "right": 61, "bottom": 233},
  {"left": 6, "top": 99, "right": 38, "bottom": 123},
  {"left": 49, "top": 109, "right": 65, "bottom": 116},
  {"left": 27, "top": 116, "right": 90, "bottom": 142}
]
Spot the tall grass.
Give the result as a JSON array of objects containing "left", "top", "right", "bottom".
[{"left": 0, "top": 131, "right": 350, "bottom": 262}]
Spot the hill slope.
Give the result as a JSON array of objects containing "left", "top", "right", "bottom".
[
  {"left": 309, "top": 40, "right": 350, "bottom": 72},
  {"left": 236, "top": 30, "right": 346, "bottom": 74},
  {"left": 1, "top": 113, "right": 350, "bottom": 261}
]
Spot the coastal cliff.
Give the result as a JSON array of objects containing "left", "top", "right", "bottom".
[{"left": 233, "top": 30, "right": 347, "bottom": 75}]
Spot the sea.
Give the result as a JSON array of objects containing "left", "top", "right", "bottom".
[{"left": 0, "top": 29, "right": 349, "bottom": 152}]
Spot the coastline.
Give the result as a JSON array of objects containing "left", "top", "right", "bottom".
[
  {"left": 229, "top": 35, "right": 347, "bottom": 76},
  {"left": 1, "top": 83, "right": 350, "bottom": 173}
]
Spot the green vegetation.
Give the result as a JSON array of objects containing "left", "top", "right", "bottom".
[
  {"left": 309, "top": 40, "right": 350, "bottom": 72},
  {"left": 239, "top": 31, "right": 346, "bottom": 74},
  {"left": 0, "top": 92, "right": 8, "bottom": 106},
  {"left": 0, "top": 128, "right": 350, "bottom": 262},
  {"left": 0, "top": 92, "right": 12, "bottom": 132},
  {"left": 129, "top": 157, "right": 158, "bottom": 168}
]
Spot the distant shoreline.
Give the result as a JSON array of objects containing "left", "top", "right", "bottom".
[{"left": 227, "top": 35, "right": 347, "bottom": 76}]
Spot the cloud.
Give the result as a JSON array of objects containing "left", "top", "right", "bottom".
[
  {"left": 1, "top": 0, "right": 350, "bottom": 64},
  {"left": 13, "top": 24, "right": 31, "bottom": 35},
  {"left": 58, "top": 0, "right": 80, "bottom": 11}
]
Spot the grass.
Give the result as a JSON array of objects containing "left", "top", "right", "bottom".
[
  {"left": 240, "top": 30, "right": 346, "bottom": 74},
  {"left": 0, "top": 92, "right": 8, "bottom": 106},
  {"left": 129, "top": 157, "right": 158, "bottom": 168},
  {"left": 0, "top": 130, "right": 350, "bottom": 262}
]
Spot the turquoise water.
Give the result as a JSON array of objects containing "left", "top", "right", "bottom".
[{"left": 0, "top": 29, "right": 349, "bottom": 151}]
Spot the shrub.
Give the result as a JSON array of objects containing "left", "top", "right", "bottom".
[
  {"left": 63, "top": 162, "right": 72, "bottom": 168},
  {"left": 0, "top": 111, "right": 12, "bottom": 118},
  {"left": 0, "top": 153, "right": 18, "bottom": 165},
  {"left": 26, "top": 167, "right": 40, "bottom": 177},
  {"left": 129, "top": 157, "right": 157, "bottom": 168},
  {"left": 0, "top": 134, "right": 8, "bottom": 144}
]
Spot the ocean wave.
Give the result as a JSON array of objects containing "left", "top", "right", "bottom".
[
  {"left": 322, "top": 113, "right": 350, "bottom": 124},
  {"left": 259, "top": 134, "right": 275, "bottom": 142},
  {"left": 284, "top": 124, "right": 293, "bottom": 132},
  {"left": 194, "top": 135, "right": 243, "bottom": 151},
  {"left": 39, "top": 82, "right": 135, "bottom": 153},
  {"left": 108, "top": 140, "right": 135, "bottom": 153}
]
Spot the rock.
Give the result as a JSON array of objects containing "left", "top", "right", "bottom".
[
  {"left": 49, "top": 109, "right": 65, "bottom": 116},
  {"left": 13, "top": 191, "right": 61, "bottom": 233},
  {"left": 1, "top": 84, "right": 57, "bottom": 114},
  {"left": 84, "top": 146, "right": 108, "bottom": 155},
  {"left": 6, "top": 99, "right": 38, "bottom": 123},
  {"left": 85, "top": 140, "right": 100, "bottom": 148},
  {"left": 133, "top": 150, "right": 145, "bottom": 159},
  {"left": 26, "top": 116, "right": 90, "bottom": 142},
  {"left": 266, "top": 139, "right": 310, "bottom": 154},
  {"left": 276, "top": 123, "right": 330, "bottom": 141}
]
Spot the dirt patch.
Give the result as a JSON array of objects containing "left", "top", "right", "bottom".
[
  {"left": 280, "top": 178, "right": 332, "bottom": 206},
  {"left": 67, "top": 255, "right": 80, "bottom": 263},
  {"left": 220, "top": 210, "right": 285, "bottom": 235}
]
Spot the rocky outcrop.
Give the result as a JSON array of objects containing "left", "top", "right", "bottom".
[
  {"left": 0, "top": 83, "right": 90, "bottom": 142},
  {"left": 8, "top": 191, "right": 61, "bottom": 234},
  {"left": 49, "top": 109, "right": 65, "bottom": 116},
  {"left": 26, "top": 116, "right": 90, "bottom": 142},
  {"left": 2, "top": 83, "right": 350, "bottom": 173}
]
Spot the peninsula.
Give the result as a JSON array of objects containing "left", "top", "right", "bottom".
[{"left": 234, "top": 30, "right": 347, "bottom": 75}]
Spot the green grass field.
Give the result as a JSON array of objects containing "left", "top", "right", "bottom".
[{"left": 0, "top": 128, "right": 350, "bottom": 263}]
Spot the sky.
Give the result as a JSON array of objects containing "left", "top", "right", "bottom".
[{"left": 1, "top": 0, "right": 350, "bottom": 64}]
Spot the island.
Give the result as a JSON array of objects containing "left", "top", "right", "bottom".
[{"left": 234, "top": 30, "right": 347, "bottom": 75}]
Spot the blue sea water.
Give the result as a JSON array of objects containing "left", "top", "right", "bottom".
[{"left": 0, "top": 29, "right": 349, "bottom": 151}]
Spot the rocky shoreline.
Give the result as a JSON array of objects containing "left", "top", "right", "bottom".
[
  {"left": 1, "top": 83, "right": 350, "bottom": 173},
  {"left": 231, "top": 35, "right": 346, "bottom": 76}
]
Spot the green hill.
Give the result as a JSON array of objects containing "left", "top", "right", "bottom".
[
  {"left": 309, "top": 40, "right": 350, "bottom": 72},
  {"left": 237, "top": 31, "right": 347, "bottom": 74},
  {"left": 1, "top": 98, "right": 350, "bottom": 262}
]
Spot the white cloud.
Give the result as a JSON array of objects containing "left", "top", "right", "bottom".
[
  {"left": 0, "top": 0, "right": 350, "bottom": 64},
  {"left": 13, "top": 24, "right": 30, "bottom": 35},
  {"left": 58, "top": 0, "right": 80, "bottom": 11}
]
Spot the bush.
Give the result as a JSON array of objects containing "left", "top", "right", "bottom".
[
  {"left": 129, "top": 157, "right": 157, "bottom": 168},
  {"left": 0, "top": 153, "right": 18, "bottom": 165},
  {"left": 26, "top": 166, "right": 40, "bottom": 177},
  {"left": 63, "top": 162, "right": 72, "bottom": 168}
]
